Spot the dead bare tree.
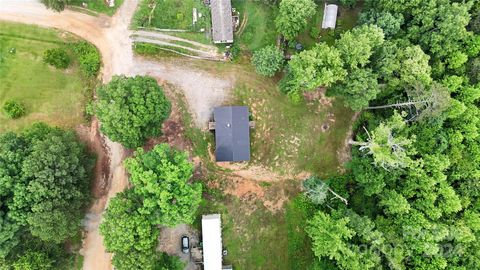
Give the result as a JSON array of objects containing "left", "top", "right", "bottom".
[{"left": 367, "top": 83, "right": 451, "bottom": 121}]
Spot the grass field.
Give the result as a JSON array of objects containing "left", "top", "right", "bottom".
[
  {"left": 193, "top": 186, "right": 320, "bottom": 270},
  {"left": 0, "top": 22, "right": 91, "bottom": 132},
  {"left": 69, "top": 0, "right": 124, "bottom": 16},
  {"left": 134, "top": 0, "right": 209, "bottom": 31},
  {"left": 232, "top": 0, "right": 278, "bottom": 52}
]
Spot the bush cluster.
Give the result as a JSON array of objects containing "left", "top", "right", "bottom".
[
  {"left": 43, "top": 48, "right": 71, "bottom": 69},
  {"left": 3, "top": 100, "right": 26, "bottom": 119},
  {"left": 71, "top": 41, "right": 101, "bottom": 77}
]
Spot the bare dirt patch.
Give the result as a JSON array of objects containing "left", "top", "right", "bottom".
[{"left": 76, "top": 119, "right": 110, "bottom": 198}]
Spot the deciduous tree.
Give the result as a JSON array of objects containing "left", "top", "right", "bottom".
[
  {"left": 100, "top": 190, "right": 158, "bottom": 270},
  {"left": 124, "top": 144, "right": 202, "bottom": 226},
  {"left": 335, "top": 24, "right": 385, "bottom": 69},
  {"left": 330, "top": 68, "right": 380, "bottom": 111},
  {"left": 275, "top": 0, "right": 316, "bottom": 40},
  {"left": 287, "top": 43, "right": 346, "bottom": 93},
  {"left": 251, "top": 46, "right": 284, "bottom": 77},
  {"left": 96, "top": 75, "right": 171, "bottom": 148}
]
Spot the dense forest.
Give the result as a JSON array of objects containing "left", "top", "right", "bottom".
[{"left": 292, "top": 0, "right": 480, "bottom": 269}]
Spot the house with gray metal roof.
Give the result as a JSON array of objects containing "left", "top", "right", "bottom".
[
  {"left": 213, "top": 106, "right": 250, "bottom": 162},
  {"left": 210, "top": 0, "right": 234, "bottom": 44}
]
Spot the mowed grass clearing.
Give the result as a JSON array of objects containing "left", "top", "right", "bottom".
[
  {"left": 134, "top": 0, "right": 209, "bottom": 31},
  {"left": 232, "top": 0, "right": 278, "bottom": 52},
  {"left": 0, "top": 22, "right": 89, "bottom": 132}
]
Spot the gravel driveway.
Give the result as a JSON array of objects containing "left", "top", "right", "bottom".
[{"left": 158, "top": 224, "right": 200, "bottom": 270}]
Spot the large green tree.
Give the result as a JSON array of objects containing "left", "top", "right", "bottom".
[
  {"left": 96, "top": 75, "right": 171, "bottom": 148},
  {"left": 125, "top": 144, "right": 202, "bottom": 226},
  {"left": 286, "top": 43, "right": 346, "bottom": 93},
  {"left": 0, "top": 123, "right": 91, "bottom": 268},
  {"left": 335, "top": 24, "right": 385, "bottom": 69},
  {"left": 100, "top": 190, "right": 159, "bottom": 270},
  {"left": 251, "top": 45, "right": 285, "bottom": 77},
  {"left": 275, "top": 0, "right": 316, "bottom": 40},
  {"left": 330, "top": 68, "right": 380, "bottom": 111},
  {"left": 8, "top": 124, "right": 91, "bottom": 243}
]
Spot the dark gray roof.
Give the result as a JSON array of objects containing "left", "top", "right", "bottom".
[
  {"left": 210, "top": 0, "right": 234, "bottom": 43},
  {"left": 214, "top": 106, "right": 250, "bottom": 162}
]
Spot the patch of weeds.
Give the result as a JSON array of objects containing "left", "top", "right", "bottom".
[
  {"left": 285, "top": 195, "right": 316, "bottom": 270},
  {"left": 259, "top": 181, "right": 272, "bottom": 188}
]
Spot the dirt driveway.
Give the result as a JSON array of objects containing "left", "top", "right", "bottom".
[
  {"left": 0, "top": 1, "right": 234, "bottom": 269},
  {"left": 158, "top": 224, "right": 200, "bottom": 270}
]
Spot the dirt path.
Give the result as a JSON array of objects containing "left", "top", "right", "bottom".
[
  {"left": 0, "top": 1, "right": 235, "bottom": 269},
  {"left": 133, "top": 29, "right": 218, "bottom": 52},
  {"left": 133, "top": 36, "right": 219, "bottom": 59}
]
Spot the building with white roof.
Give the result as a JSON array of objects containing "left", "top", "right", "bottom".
[
  {"left": 322, "top": 4, "right": 338, "bottom": 29},
  {"left": 202, "top": 214, "right": 223, "bottom": 270}
]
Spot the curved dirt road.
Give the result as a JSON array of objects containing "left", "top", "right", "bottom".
[{"left": 0, "top": 1, "right": 233, "bottom": 269}]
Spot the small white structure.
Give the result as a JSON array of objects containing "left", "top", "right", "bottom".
[
  {"left": 202, "top": 214, "right": 223, "bottom": 270},
  {"left": 321, "top": 4, "right": 338, "bottom": 29}
]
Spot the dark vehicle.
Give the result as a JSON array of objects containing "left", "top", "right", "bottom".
[{"left": 181, "top": 235, "right": 190, "bottom": 254}]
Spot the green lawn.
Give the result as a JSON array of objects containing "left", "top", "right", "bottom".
[
  {"left": 195, "top": 188, "right": 317, "bottom": 270},
  {"left": 134, "top": 0, "right": 209, "bottom": 31},
  {"left": 234, "top": 75, "right": 354, "bottom": 177},
  {"left": 69, "top": 0, "right": 124, "bottom": 16},
  {"left": 232, "top": 0, "right": 278, "bottom": 52},
  {"left": 0, "top": 22, "right": 90, "bottom": 132}
]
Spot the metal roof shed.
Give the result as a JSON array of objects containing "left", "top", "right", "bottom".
[
  {"left": 202, "top": 214, "right": 223, "bottom": 270},
  {"left": 211, "top": 0, "right": 234, "bottom": 43},
  {"left": 214, "top": 106, "right": 250, "bottom": 162},
  {"left": 321, "top": 4, "right": 338, "bottom": 29}
]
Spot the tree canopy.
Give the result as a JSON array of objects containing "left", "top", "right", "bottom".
[
  {"left": 95, "top": 75, "right": 171, "bottom": 148},
  {"left": 100, "top": 190, "right": 159, "bottom": 270},
  {"left": 0, "top": 123, "right": 91, "bottom": 268},
  {"left": 303, "top": 0, "right": 480, "bottom": 268},
  {"left": 101, "top": 144, "right": 199, "bottom": 269},
  {"left": 285, "top": 43, "right": 346, "bottom": 96},
  {"left": 125, "top": 144, "right": 202, "bottom": 227},
  {"left": 251, "top": 45, "right": 285, "bottom": 77},
  {"left": 275, "top": 0, "right": 316, "bottom": 40}
]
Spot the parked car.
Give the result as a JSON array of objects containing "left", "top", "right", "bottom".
[{"left": 181, "top": 235, "right": 190, "bottom": 254}]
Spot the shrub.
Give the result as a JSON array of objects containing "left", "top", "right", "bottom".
[
  {"left": 3, "top": 100, "right": 26, "bottom": 119},
  {"left": 310, "top": 26, "right": 320, "bottom": 39},
  {"left": 229, "top": 43, "right": 241, "bottom": 61},
  {"left": 339, "top": 0, "right": 357, "bottom": 8},
  {"left": 71, "top": 41, "right": 101, "bottom": 77},
  {"left": 133, "top": 43, "right": 160, "bottom": 55},
  {"left": 251, "top": 45, "right": 285, "bottom": 77},
  {"left": 43, "top": 48, "right": 71, "bottom": 69}
]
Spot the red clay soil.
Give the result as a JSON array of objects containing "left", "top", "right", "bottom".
[{"left": 76, "top": 119, "right": 110, "bottom": 198}]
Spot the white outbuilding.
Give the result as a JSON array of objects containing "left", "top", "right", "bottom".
[
  {"left": 321, "top": 4, "right": 338, "bottom": 29},
  {"left": 202, "top": 214, "right": 223, "bottom": 270}
]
